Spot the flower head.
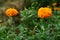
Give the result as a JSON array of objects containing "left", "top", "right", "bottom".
[
  {"left": 52, "top": 2, "right": 57, "bottom": 6},
  {"left": 5, "top": 8, "right": 18, "bottom": 17},
  {"left": 38, "top": 7, "right": 52, "bottom": 18},
  {"left": 54, "top": 7, "right": 59, "bottom": 11}
]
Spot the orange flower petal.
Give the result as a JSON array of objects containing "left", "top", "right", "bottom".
[
  {"left": 38, "top": 7, "right": 52, "bottom": 18},
  {"left": 5, "top": 8, "right": 18, "bottom": 17}
]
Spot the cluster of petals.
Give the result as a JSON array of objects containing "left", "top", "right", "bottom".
[
  {"left": 52, "top": 2, "right": 57, "bottom": 6},
  {"left": 38, "top": 7, "right": 52, "bottom": 18},
  {"left": 5, "top": 8, "right": 18, "bottom": 17}
]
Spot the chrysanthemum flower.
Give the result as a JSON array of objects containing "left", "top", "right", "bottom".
[
  {"left": 52, "top": 2, "right": 57, "bottom": 6},
  {"left": 5, "top": 8, "right": 18, "bottom": 17},
  {"left": 54, "top": 7, "right": 59, "bottom": 11},
  {"left": 38, "top": 7, "right": 52, "bottom": 18}
]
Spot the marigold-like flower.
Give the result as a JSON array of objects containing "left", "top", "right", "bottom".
[
  {"left": 38, "top": 7, "right": 52, "bottom": 18},
  {"left": 54, "top": 7, "right": 59, "bottom": 11},
  {"left": 5, "top": 8, "right": 18, "bottom": 17},
  {"left": 52, "top": 2, "right": 57, "bottom": 6}
]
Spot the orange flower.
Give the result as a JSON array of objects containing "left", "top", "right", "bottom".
[
  {"left": 54, "top": 7, "right": 59, "bottom": 11},
  {"left": 52, "top": 2, "right": 57, "bottom": 6},
  {"left": 5, "top": 8, "right": 18, "bottom": 17},
  {"left": 38, "top": 7, "right": 52, "bottom": 18}
]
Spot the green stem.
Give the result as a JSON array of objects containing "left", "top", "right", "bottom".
[{"left": 11, "top": 17, "right": 15, "bottom": 27}]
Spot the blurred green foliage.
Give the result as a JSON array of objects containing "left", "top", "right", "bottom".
[
  {"left": 0, "top": 8, "right": 60, "bottom": 40},
  {"left": 0, "top": 0, "right": 60, "bottom": 40}
]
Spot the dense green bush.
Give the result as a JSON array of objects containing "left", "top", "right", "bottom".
[
  {"left": 0, "top": 7, "right": 60, "bottom": 40},
  {"left": 0, "top": 0, "right": 60, "bottom": 40}
]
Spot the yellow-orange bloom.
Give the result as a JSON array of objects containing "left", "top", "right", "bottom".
[
  {"left": 52, "top": 2, "right": 57, "bottom": 6},
  {"left": 5, "top": 8, "right": 18, "bottom": 17},
  {"left": 54, "top": 7, "right": 59, "bottom": 11},
  {"left": 38, "top": 7, "right": 52, "bottom": 18}
]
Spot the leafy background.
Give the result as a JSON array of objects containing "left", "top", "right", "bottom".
[{"left": 0, "top": 0, "right": 60, "bottom": 40}]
